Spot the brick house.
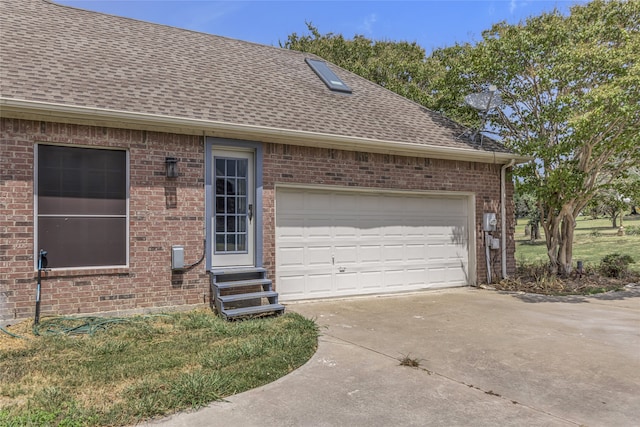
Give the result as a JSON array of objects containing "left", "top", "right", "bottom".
[{"left": 1, "top": 0, "right": 524, "bottom": 321}]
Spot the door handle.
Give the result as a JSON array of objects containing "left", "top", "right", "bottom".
[{"left": 248, "top": 204, "right": 253, "bottom": 222}]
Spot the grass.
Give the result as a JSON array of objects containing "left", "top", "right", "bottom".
[
  {"left": 0, "top": 310, "right": 318, "bottom": 426},
  {"left": 398, "top": 354, "right": 421, "bottom": 368},
  {"left": 515, "top": 214, "right": 640, "bottom": 273}
]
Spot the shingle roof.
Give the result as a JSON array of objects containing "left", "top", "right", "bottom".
[{"left": 0, "top": 0, "right": 511, "bottom": 155}]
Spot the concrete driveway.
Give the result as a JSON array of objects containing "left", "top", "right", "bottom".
[{"left": 145, "top": 287, "right": 640, "bottom": 427}]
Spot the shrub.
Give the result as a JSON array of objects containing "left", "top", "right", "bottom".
[
  {"left": 599, "top": 253, "right": 635, "bottom": 278},
  {"left": 625, "top": 225, "right": 639, "bottom": 236}
]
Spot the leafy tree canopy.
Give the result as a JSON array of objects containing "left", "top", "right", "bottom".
[{"left": 431, "top": 0, "right": 640, "bottom": 275}]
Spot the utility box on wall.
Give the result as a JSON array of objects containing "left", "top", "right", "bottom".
[
  {"left": 171, "top": 245, "right": 184, "bottom": 270},
  {"left": 483, "top": 213, "right": 497, "bottom": 232},
  {"left": 490, "top": 237, "right": 500, "bottom": 250}
]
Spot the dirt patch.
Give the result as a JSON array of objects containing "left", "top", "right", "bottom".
[{"left": 0, "top": 320, "right": 33, "bottom": 352}]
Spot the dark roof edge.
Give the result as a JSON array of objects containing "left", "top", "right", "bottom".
[{"left": 0, "top": 98, "right": 531, "bottom": 164}]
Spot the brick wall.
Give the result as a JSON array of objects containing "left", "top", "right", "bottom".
[
  {"left": 1, "top": 119, "right": 208, "bottom": 321},
  {"left": 262, "top": 144, "right": 516, "bottom": 285},
  {"left": 1, "top": 118, "right": 515, "bottom": 321}
]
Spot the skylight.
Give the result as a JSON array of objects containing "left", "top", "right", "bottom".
[{"left": 305, "top": 58, "right": 352, "bottom": 94}]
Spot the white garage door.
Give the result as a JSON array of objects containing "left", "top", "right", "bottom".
[{"left": 276, "top": 187, "right": 471, "bottom": 301}]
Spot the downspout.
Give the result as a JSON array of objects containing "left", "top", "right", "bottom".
[{"left": 501, "top": 159, "right": 516, "bottom": 279}]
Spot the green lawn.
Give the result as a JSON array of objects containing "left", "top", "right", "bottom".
[
  {"left": 0, "top": 311, "right": 318, "bottom": 427},
  {"left": 515, "top": 214, "right": 640, "bottom": 272}
]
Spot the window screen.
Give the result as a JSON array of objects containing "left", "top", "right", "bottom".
[{"left": 37, "top": 145, "right": 128, "bottom": 268}]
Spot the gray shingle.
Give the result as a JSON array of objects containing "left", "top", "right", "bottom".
[{"left": 0, "top": 0, "right": 511, "bottom": 154}]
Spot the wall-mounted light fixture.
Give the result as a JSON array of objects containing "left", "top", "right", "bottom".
[{"left": 165, "top": 157, "right": 179, "bottom": 178}]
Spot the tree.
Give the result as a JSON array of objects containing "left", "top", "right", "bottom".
[
  {"left": 426, "top": 0, "right": 640, "bottom": 276},
  {"left": 587, "top": 166, "right": 640, "bottom": 228},
  {"left": 281, "top": 23, "right": 432, "bottom": 106},
  {"left": 514, "top": 184, "right": 541, "bottom": 240}
]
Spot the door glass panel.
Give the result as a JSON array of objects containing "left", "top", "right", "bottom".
[
  {"left": 215, "top": 196, "right": 225, "bottom": 214},
  {"left": 226, "top": 234, "right": 236, "bottom": 251},
  {"left": 237, "top": 197, "right": 246, "bottom": 214},
  {"left": 237, "top": 234, "right": 246, "bottom": 251},
  {"left": 237, "top": 160, "right": 247, "bottom": 178},
  {"left": 214, "top": 156, "right": 249, "bottom": 254},
  {"left": 237, "top": 179, "right": 246, "bottom": 196},
  {"left": 226, "top": 195, "right": 236, "bottom": 214},
  {"left": 226, "top": 216, "right": 236, "bottom": 232},
  {"left": 215, "top": 159, "right": 225, "bottom": 176},
  {"left": 216, "top": 234, "right": 225, "bottom": 252},
  {"left": 227, "top": 160, "right": 237, "bottom": 177}
]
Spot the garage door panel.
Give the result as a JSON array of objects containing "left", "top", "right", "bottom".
[
  {"left": 278, "top": 275, "right": 306, "bottom": 299},
  {"left": 335, "top": 273, "right": 358, "bottom": 291},
  {"left": 383, "top": 245, "right": 404, "bottom": 262},
  {"left": 383, "top": 225, "right": 404, "bottom": 237},
  {"left": 276, "top": 188, "right": 470, "bottom": 301},
  {"left": 359, "top": 245, "right": 382, "bottom": 263},
  {"left": 306, "top": 218, "right": 332, "bottom": 237},
  {"left": 361, "top": 271, "right": 383, "bottom": 289},
  {"left": 335, "top": 245, "right": 357, "bottom": 263},
  {"left": 307, "top": 246, "right": 332, "bottom": 266},
  {"left": 384, "top": 269, "right": 406, "bottom": 287},
  {"left": 406, "top": 268, "right": 428, "bottom": 285},
  {"left": 427, "top": 267, "right": 447, "bottom": 283},
  {"left": 307, "top": 273, "right": 333, "bottom": 294},
  {"left": 277, "top": 216, "right": 305, "bottom": 239},
  {"left": 359, "top": 194, "right": 384, "bottom": 211},
  {"left": 406, "top": 243, "right": 426, "bottom": 261},
  {"left": 305, "top": 192, "right": 333, "bottom": 210},
  {"left": 278, "top": 247, "right": 304, "bottom": 267}
]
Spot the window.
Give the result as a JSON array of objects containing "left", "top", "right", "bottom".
[
  {"left": 305, "top": 58, "right": 352, "bottom": 93},
  {"left": 36, "top": 145, "right": 128, "bottom": 269}
]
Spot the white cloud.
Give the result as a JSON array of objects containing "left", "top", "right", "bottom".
[
  {"left": 184, "top": 2, "right": 242, "bottom": 32},
  {"left": 358, "top": 13, "right": 377, "bottom": 35},
  {"left": 510, "top": 0, "right": 518, "bottom": 14},
  {"left": 509, "top": 0, "right": 530, "bottom": 15}
]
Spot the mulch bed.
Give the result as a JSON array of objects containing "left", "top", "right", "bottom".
[{"left": 490, "top": 273, "right": 639, "bottom": 296}]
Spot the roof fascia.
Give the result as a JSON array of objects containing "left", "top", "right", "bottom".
[{"left": 0, "top": 98, "right": 531, "bottom": 164}]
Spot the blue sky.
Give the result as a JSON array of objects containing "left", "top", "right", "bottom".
[{"left": 57, "top": 1, "right": 587, "bottom": 53}]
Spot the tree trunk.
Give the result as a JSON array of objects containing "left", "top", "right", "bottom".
[
  {"left": 558, "top": 216, "right": 575, "bottom": 277},
  {"left": 543, "top": 214, "right": 561, "bottom": 275},
  {"left": 612, "top": 213, "right": 618, "bottom": 228}
]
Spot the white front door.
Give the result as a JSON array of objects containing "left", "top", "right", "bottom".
[{"left": 212, "top": 149, "right": 255, "bottom": 267}]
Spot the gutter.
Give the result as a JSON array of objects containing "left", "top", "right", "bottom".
[
  {"left": 0, "top": 98, "right": 530, "bottom": 165},
  {"left": 501, "top": 159, "right": 516, "bottom": 279}
]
